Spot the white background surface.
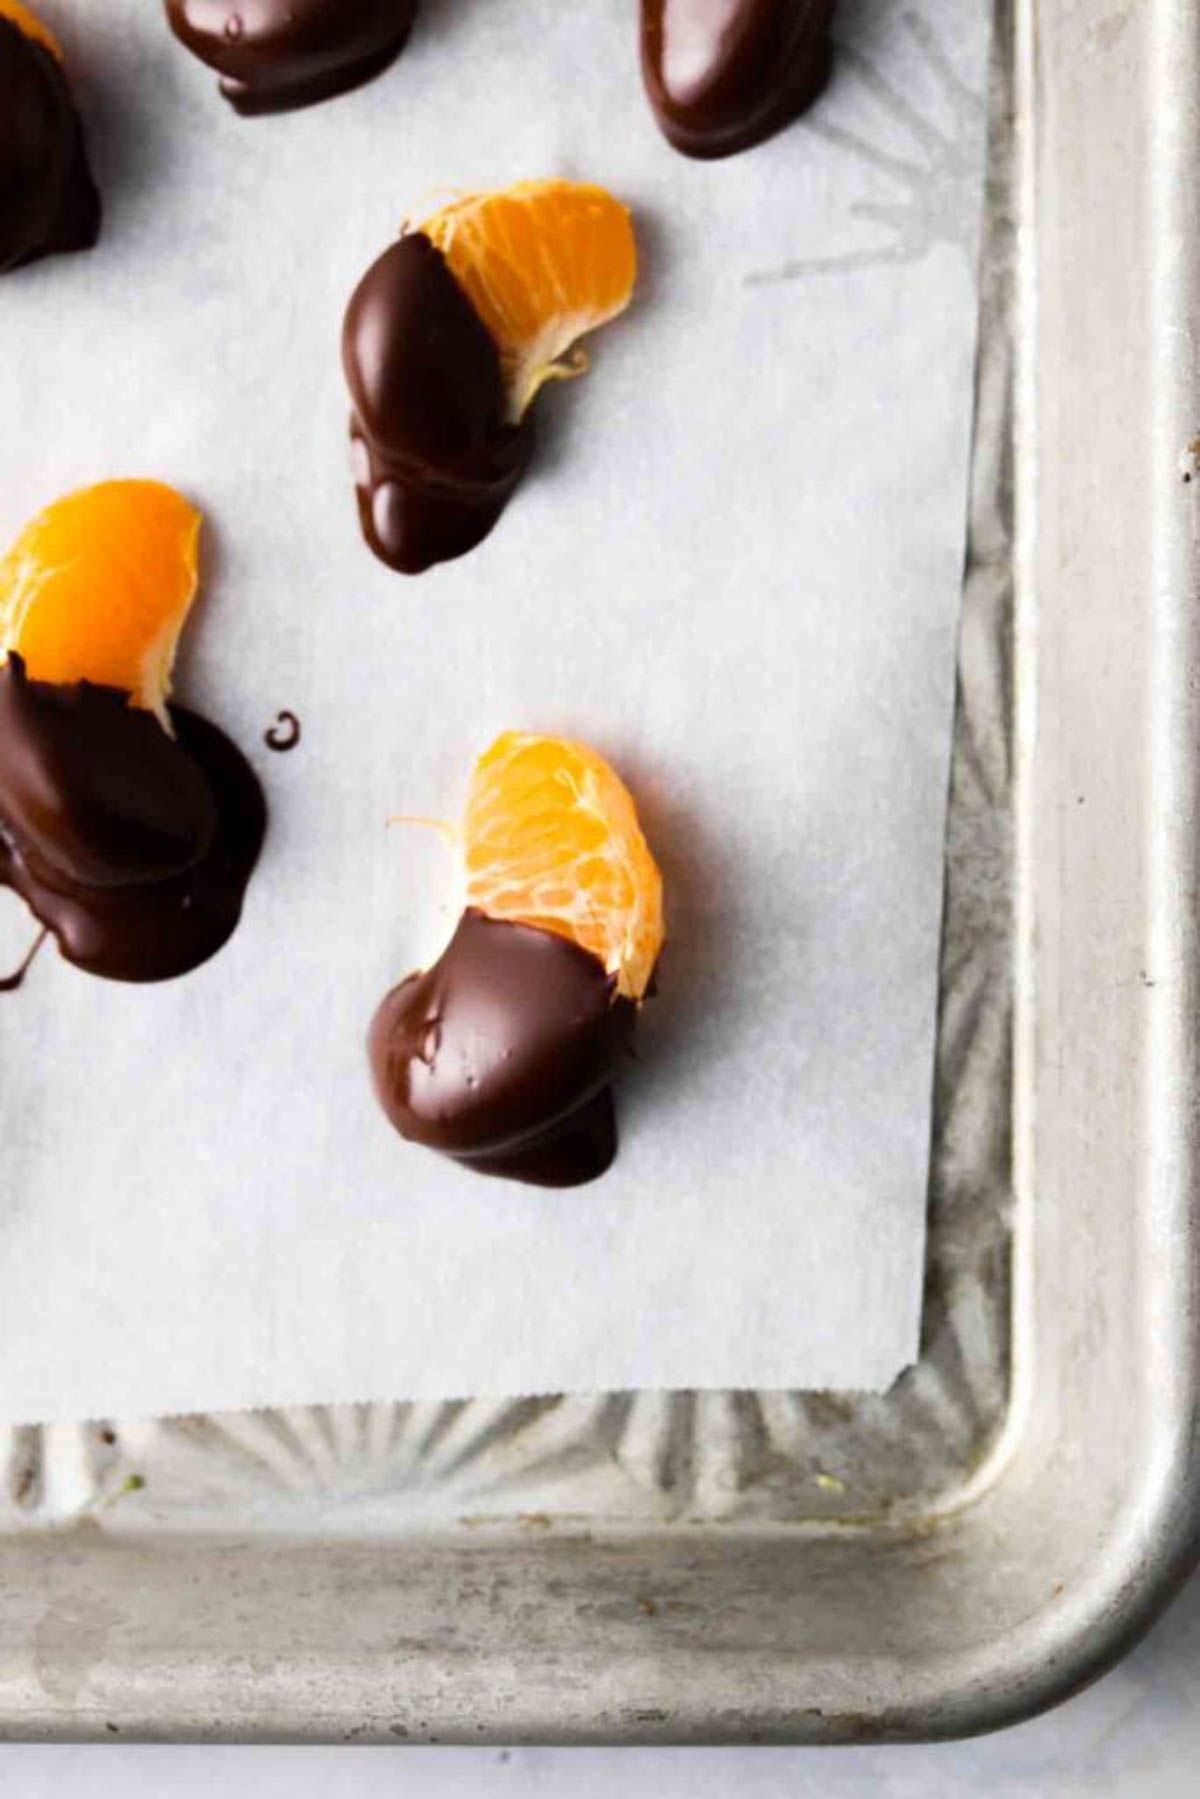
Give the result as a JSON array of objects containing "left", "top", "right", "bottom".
[
  {"left": 0, "top": 1566, "right": 1197, "bottom": 1791},
  {"left": 0, "top": 0, "right": 989, "bottom": 1423}
]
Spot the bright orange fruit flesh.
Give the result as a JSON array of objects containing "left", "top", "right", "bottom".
[
  {"left": 419, "top": 180, "right": 637, "bottom": 424},
  {"left": 0, "top": 481, "right": 202, "bottom": 728},
  {"left": 462, "top": 732, "right": 664, "bottom": 1002},
  {"left": 0, "top": 1, "right": 61, "bottom": 58}
]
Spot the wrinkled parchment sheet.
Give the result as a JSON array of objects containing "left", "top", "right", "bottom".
[{"left": 0, "top": 0, "right": 990, "bottom": 1421}]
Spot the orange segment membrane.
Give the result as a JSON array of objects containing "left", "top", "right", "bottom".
[
  {"left": 0, "top": 481, "right": 202, "bottom": 729},
  {"left": 462, "top": 731, "right": 664, "bottom": 1002},
  {"left": 420, "top": 179, "right": 637, "bottom": 423}
]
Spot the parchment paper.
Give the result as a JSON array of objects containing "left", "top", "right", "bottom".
[{"left": 0, "top": 0, "right": 990, "bottom": 1423}]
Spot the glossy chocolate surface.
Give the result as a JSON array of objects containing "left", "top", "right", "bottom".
[
  {"left": 641, "top": 0, "right": 835, "bottom": 158},
  {"left": 164, "top": 0, "right": 417, "bottom": 114},
  {"left": 369, "top": 909, "right": 635, "bottom": 1187},
  {"left": 0, "top": 16, "right": 101, "bottom": 273},
  {"left": 343, "top": 233, "right": 531, "bottom": 575},
  {"left": 0, "top": 655, "right": 265, "bottom": 982}
]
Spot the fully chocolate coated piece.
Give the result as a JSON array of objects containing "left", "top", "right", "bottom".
[
  {"left": 343, "top": 233, "right": 531, "bottom": 575},
  {"left": 0, "top": 655, "right": 265, "bottom": 982},
  {"left": 0, "top": 16, "right": 101, "bottom": 274},
  {"left": 641, "top": 0, "right": 835, "bottom": 159},
  {"left": 369, "top": 909, "right": 635, "bottom": 1187},
  {"left": 164, "top": 0, "right": 418, "bottom": 114}
]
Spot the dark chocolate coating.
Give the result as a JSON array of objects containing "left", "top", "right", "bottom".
[
  {"left": 0, "top": 17, "right": 101, "bottom": 274},
  {"left": 0, "top": 655, "right": 265, "bottom": 982},
  {"left": 369, "top": 909, "right": 635, "bottom": 1187},
  {"left": 343, "top": 233, "right": 531, "bottom": 575},
  {"left": 164, "top": 0, "right": 418, "bottom": 115},
  {"left": 641, "top": 0, "right": 835, "bottom": 159}
]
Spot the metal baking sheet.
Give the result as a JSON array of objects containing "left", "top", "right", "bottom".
[{"left": 3, "top": 0, "right": 1200, "bottom": 1743}]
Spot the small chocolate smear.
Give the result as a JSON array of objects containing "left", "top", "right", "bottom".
[
  {"left": 264, "top": 709, "right": 301, "bottom": 752},
  {"left": 368, "top": 909, "right": 635, "bottom": 1187},
  {"left": 342, "top": 234, "right": 532, "bottom": 574},
  {"left": 0, "top": 655, "right": 265, "bottom": 983},
  {"left": 0, "top": 17, "right": 101, "bottom": 274},
  {"left": 164, "top": 0, "right": 418, "bottom": 115},
  {"left": 0, "top": 925, "right": 47, "bottom": 993},
  {"left": 641, "top": 0, "right": 834, "bottom": 159}
]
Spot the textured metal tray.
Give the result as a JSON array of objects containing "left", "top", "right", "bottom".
[{"left": 2, "top": 0, "right": 1198, "bottom": 1742}]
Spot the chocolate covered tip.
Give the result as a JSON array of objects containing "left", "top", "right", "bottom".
[
  {"left": 164, "top": 0, "right": 419, "bottom": 114},
  {"left": 641, "top": 0, "right": 835, "bottom": 159},
  {"left": 0, "top": 654, "right": 265, "bottom": 982},
  {"left": 0, "top": 13, "right": 101, "bottom": 274},
  {"left": 343, "top": 233, "right": 531, "bottom": 575},
  {"left": 369, "top": 909, "right": 636, "bottom": 1187}
]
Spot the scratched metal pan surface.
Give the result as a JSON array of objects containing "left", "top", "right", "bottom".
[{"left": 3, "top": 0, "right": 1199, "bottom": 1743}]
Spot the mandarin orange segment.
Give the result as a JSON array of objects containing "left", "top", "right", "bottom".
[
  {"left": 462, "top": 732, "right": 664, "bottom": 1002},
  {"left": 0, "top": 481, "right": 202, "bottom": 728},
  {"left": 420, "top": 180, "right": 637, "bottom": 423},
  {"left": 0, "top": 0, "right": 60, "bottom": 59}
]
